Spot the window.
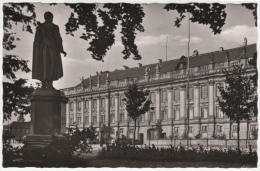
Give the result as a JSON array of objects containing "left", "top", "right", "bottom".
[
  {"left": 216, "top": 83, "right": 223, "bottom": 96},
  {"left": 101, "top": 98, "right": 105, "bottom": 108},
  {"left": 119, "top": 113, "right": 124, "bottom": 123},
  {"left": 70, "top": 115, "right": 74, "bottom": 124},
  {"left": 70, "top": 102, "right": 74, "bottom": 111},
  {"left": 93, "top": 116, "right": 97, "bottom": 124},
  {"left": 217, "top": 125, "right": 223, "bottom": 132},
  {"left": 216, "top": 106, "right": 223, "bottom": 118},
  {"left": 140, "top": 114, "right": 144, "bottom": 122},
  {"left": 201, "top": 107, "right": 208, "bottom": 118},
  {"left": 161, "top": 90, "right": 167, "bottom": 103},
  {"left": 78, "top": 116, "right": 81, "bottom": 124},
  {"left": 189, "top": 108, "right": 194, "bottom": 119},
  {"left": 250, "top": 125, "right": 257, "bottom": 131},
  {"left": 93, "top": 99, "right": 97, "bottom": 109},
  {"left": 233, "top": 125, "right": 238, "bottom": 132},
  {"left": 129, "top": 129, "right": 134, "bottom": 134},
  {"left": 189, "top": 126, "right": 193, "bottom": 133},
  {"left": 85, "top": 100, "right": 89, "bottom": 109},
  {"left": 101, "top": 115, "right": 105, "bottom": 123},
  {"left": 110, "top": 114, "right": 115, "bottom": 123},
  {"left": 119, "top": 96, "right": 124, "bottom": 107},
  {"left": 78, "top": 101, "right": 81, "bottom": 111},
  {"left": 174, "top": 109, "right": 180, "bottom": 120},
  {"left": 151, "top": 92, "right": 156, "bottom": 104},
  {"left": 201, "top": 85, "right": 208, "bottom": 99},
  {"left": 110, "top": 96, "right": 115, "bottom": 107},
  {"left": 120, "top": 128, "right": 124, "bottom": 134},
  {"left": 188, "top": 87, "right": 193, "bottom": 100},
  {"left": 174, "top": 89, "right": 180, "bottom": 101},
  {"left": 174, "top": 127, "right": 179, "bottom": 132},
  {"left": 162, "top": 110, "right": 167, "bottom": 121},
  {"left": 202, "top": 126, "right": 208, "bottom": 132},
  {"left": 85, "top": 115, "right": 89, "bottom": 124},
  {"left": 150, "top": 112, "right": 156, "bottom": 122}
]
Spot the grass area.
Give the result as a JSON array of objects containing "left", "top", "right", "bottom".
[{"left": 87, "top": 159, "right": 257, "bottom": 168}]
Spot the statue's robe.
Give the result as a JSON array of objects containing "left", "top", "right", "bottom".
[{"left": 32, "top": 21, "right": 64, "bottom": 81}]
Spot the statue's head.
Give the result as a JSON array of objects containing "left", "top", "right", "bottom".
[{"left": 44, "top": 11, "right": 53, "bottom": 22}]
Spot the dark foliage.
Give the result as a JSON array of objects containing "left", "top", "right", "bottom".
[
  {"left": 248, "top": 52, "right": 258, "bottom": 117},
  {"left": 3, "top": 79, "right": 34, "bottom": 121},
  {"left": 164, "top": 3, "right": 257, "bottom": 35},
  {"left": 98, "top": 144, "right": 257, "bottom": 163},
  {"left": 64, "top": 3, "right": 145, "bottom": 61},
  {"left": 123, "top": 83, "right": 151, "bottom": 146},
  {"left": 3, "top": 128, "right": 96, "bottom": 167},
  {"left": 164, "top": 3, "right": 227, "bottom": 34},
  {"left": 217, "top": 64, "right": 256, "bottom": 151},
  {"left": 3, "top": 3, "right": 37, "bottom": 121}
]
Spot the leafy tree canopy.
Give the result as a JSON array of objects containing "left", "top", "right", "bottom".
[
  {"left": 217, "top": 64, "right": 256, "bottom": 122},
  {"left": 123, "top": 83, "right": 151, "bottom": 120}
]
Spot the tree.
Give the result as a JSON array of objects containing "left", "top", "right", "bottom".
[
  {"left": 123, "top": 83, "right": 151, "bottom": 146},
  {"left": 217, "top": 64, "right": 255, "bottom": 154},
  {"left": 248, "top": 52, "right": 258, "bottom": 116},
  {"left": 3, "top": 3, "right": 36, "bottom": 121}
]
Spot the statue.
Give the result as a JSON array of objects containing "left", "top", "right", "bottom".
[
  {"left": 32, "top": 12, "right": 67, "bottom": 89},
  {"left": 80, "top": 76, "right": 85, "bottom": 87},
  {"left": 145, "top": 66, "right": 150, "bottom": 75},
  {"left": 155, "top": 63, "right": 160, "bottom": 73}
]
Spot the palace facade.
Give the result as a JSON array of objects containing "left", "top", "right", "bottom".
[{"left": 61, "top": 39, "right": 257, "bottom": 144}]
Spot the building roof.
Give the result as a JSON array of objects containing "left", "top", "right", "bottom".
[{"left": 73, "top": 44, "right": 256, "bottom": 89}]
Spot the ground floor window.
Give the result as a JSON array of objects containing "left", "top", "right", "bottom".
[
  {"left": 250, "top": 124, "right": 257, "bottom": 131},
  {"left": 174, "top": 109, "right": 180, "bottom": 120},
  {"left": 202, "top": 126, "right": 208, "bottom": 132},
  {"left": 189, "top": 126, "right": 193, "bottom": 132},
  {"left": 77, "top": 116, "right": 81, "bottom": 124},
  {"left": 174, "top": 127, "right": 179, "bottom": 132},
  {"left": 217, "top": 125, "right": 223, "bottom": 132},
  {"left": 93, "top": 115, "right": 97, "bottom": 124},
  {"left": 119, "top": 113, "right": 124, "bottom": 123},
  {"left": 85, "top": 115, "right": 89, "bottom": 124},
  {"left": 150, "top": 112, "right": 156, "bottom": 122},
  {"left": 101, "top": 115, "right": 105, "bottom": 123},
  {"left": 162, "top": 110, "right": 167, "bottom": 121},
  {"left": 110, "top": 114, "right": 115, "bottom": 123}
]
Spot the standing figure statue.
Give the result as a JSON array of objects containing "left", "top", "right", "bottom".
[{"left": 32, "top": 11, "right": 67, "bottom": 89}]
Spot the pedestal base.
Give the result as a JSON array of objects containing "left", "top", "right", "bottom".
[
  {"left": 25, "top": 88, "right": 68, "bottom": 149},
  {"left": 24, "top": 135, "right": 52, "bottom": 150}
]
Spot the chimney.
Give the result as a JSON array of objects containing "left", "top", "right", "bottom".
[
  {"left": 158, "top": 59, "right": 162, "bottom": 63},
  {"left": 219, "top": 47, "right": 224, "bottom": 51},
  {"left": 138, "top": 63, "right": 142, "bottom": 68},
  {"left": 243, "top": 37, "right": 247, "bottom": 46},
  {"left": 123, "top": 65, "right": 129, "bottom": 70},
  {"left": 193, "top": 50, "right": 199, "bottom": 57}
]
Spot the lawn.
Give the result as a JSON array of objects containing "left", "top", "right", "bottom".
[{"left": 87, "top": 159, "right": 257, "bottom": 168}]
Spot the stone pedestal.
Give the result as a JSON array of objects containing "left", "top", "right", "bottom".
[{"left": 25, "top": 88, "right": 68, "bottom": 148}]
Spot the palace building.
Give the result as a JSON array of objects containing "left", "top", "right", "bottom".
[{"left": 61, "top": 39, "right": 257, "bottom": 144}]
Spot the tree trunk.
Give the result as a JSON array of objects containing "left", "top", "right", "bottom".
[
  {"left": 237, "top": 119, "right": 240, "bottom": 155},
  {"left": 134, "top": 118, "right": 136, "bottom": 147}
]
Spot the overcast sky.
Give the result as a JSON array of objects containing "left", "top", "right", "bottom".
[{"left": 3, "top": 2, "right": 258, "bottom": 90}]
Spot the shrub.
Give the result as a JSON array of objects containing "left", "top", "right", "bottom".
[
  {"left": 3, "top": 127, "right": 96, "bottom": 167},
  {"left": 97, "top": 144, "right": 258, "bottom": 164}
]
